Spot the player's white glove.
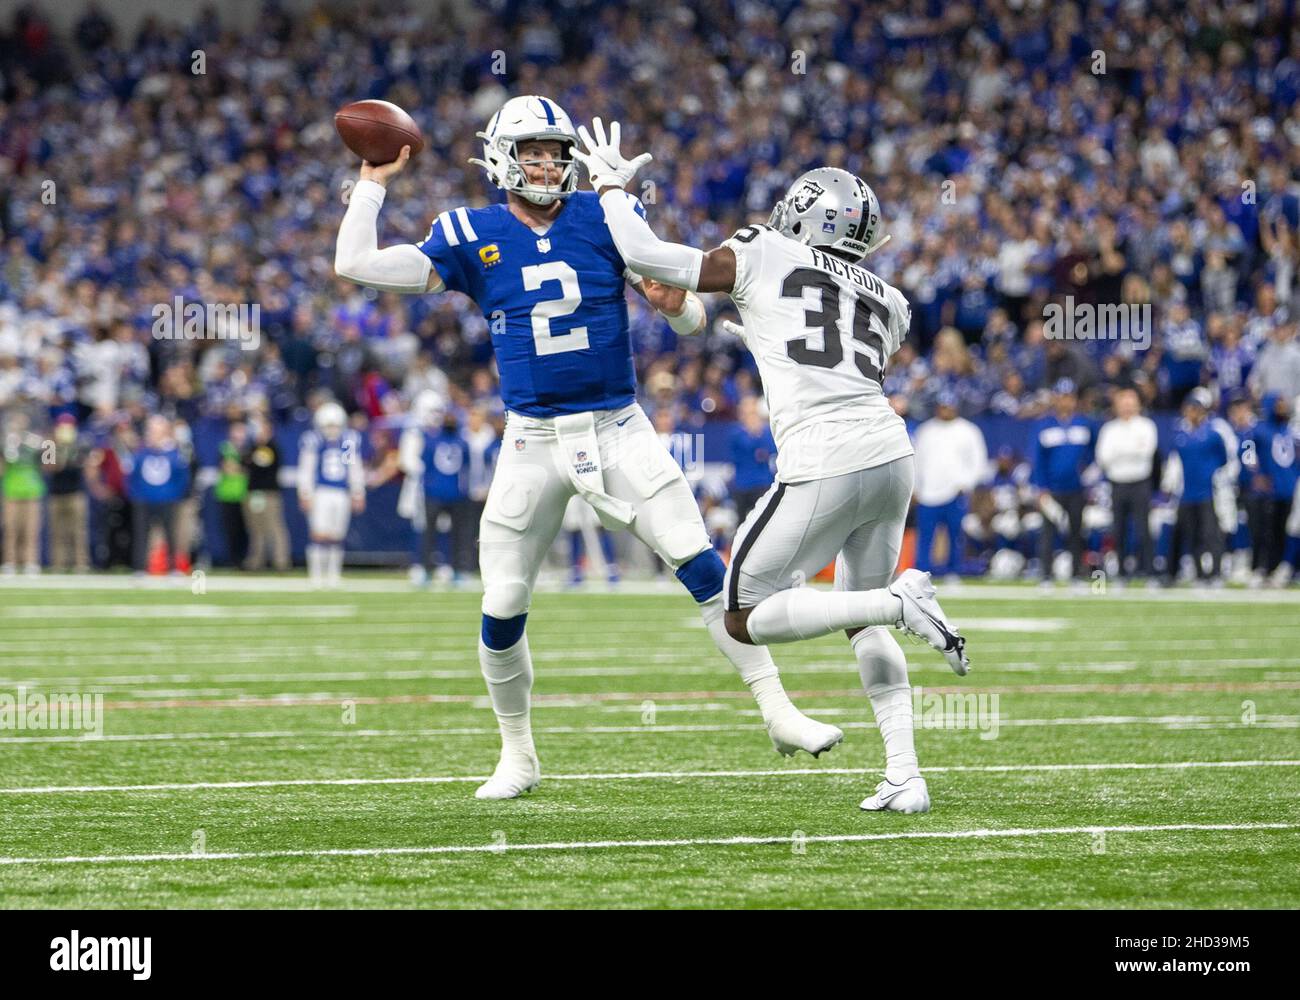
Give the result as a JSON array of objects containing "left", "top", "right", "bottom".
[
  {"left": 574, "top": 117, "right": 652, "bottom": 190},
  {"left": 720, "top": 319, "right": 745, "bottom": 339}
]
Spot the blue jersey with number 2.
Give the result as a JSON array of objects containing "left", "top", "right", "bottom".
[{"left": 417, "top": 191, "right": 644, "bottom": 417}]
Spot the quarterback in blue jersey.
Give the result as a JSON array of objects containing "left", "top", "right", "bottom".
[{"left": 334, "top": 95, "right": 841, "bottom": 799}]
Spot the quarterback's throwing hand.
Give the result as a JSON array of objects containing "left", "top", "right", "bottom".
[
  {"left": 359, "top": 145, "right": 411, "bottom": 187},
  {"left": 574, "top": 118, "right": 652, "bottom": 191}
]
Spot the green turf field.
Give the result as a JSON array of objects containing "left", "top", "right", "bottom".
[{"left": 0, "top": 577, "right": 1297, "bottom": 908}]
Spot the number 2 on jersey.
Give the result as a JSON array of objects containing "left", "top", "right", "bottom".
[
  {"left": 782, "top": 267, "right": 887, "bottom": 383},
  {"left": 522, "top": 261, "right": 590, "bottom": 356}
]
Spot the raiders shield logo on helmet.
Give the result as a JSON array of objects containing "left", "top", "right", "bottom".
[{"left": 792, "top": 180, "right": 825, "bottom": 214}]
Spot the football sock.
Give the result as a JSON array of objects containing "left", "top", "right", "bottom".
[
  {"left": 306, "top": 544, "right": 323, "bottom": 587},
  {"left": 746, "top": 587, "right": 901, "bottom": 644},
  {"left": 478, "top": 634, "right": 536, "bottom": 757},
  {"left": 698, "top": 594, "right": 793, "bottom": 721},
  {"left": 325, "top": 544, "right": 343, "bottom": 586},
  {"left": 852, "top": 627, "right": 919, "bottom": 782},
  {"left": 599, "top": 531, "right": 617, "bottom": 568}
]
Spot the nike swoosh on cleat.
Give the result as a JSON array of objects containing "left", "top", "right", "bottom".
[{"left": 917, "top": 605, "right": 962, "bottom": 652}]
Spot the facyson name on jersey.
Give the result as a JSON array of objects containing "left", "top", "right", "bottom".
[
  {"left": 49, "top": 932, "right": 152, "bottom": 981},
  {"left": 809, "top": 246, "right": 887, "bottom": 298}
]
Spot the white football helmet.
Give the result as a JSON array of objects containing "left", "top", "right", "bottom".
[
  {"left": 314, "top": 401, "right": 347, "bottom": 441},
  {"left": 411, "top": 390, "right": 445, "bottom": 427},
  {"left": 470, "top": 95, "right": 578, "bottom": 205},
  {"left": 768, "top": 167, "right": 890, "bottom": 261}
]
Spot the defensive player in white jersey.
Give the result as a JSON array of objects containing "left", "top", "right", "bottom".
[
  {"left": 575, "top": 120, "right": 970, "bottom": 813},
  {"left": 334, "top": 95, "right": 844, "bottom": 800},
  {"left": 298, "top": 402, "right": 366, "bottom": 589}
]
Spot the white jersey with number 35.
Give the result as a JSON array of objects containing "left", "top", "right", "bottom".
[{"left": 722, "top": 224, "right": 914, "bottom": 483}]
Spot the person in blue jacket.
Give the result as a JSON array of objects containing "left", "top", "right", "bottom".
[
  {"left": 1256, "top": 393, "right": 1299, "bottom": 580},
  {"left": 421, "top": 410, "right": 473, "bottom": 584},
  {"left": 729, "top": 396, "right": 777, "bottom": 526},
  {"left": 1166, "top": 387, "right": 1228, "bottom": 583},
  {"left": 1031, "top": 379, "right": 1095, "bottom": 580},
  {"left": 127, "top": 415, "right": 191, "bottom": 574}
]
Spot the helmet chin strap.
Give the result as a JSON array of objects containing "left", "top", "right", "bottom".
[
  {"left": 862, "top": 232, "right": 892, "bottom": 255},
  {"left": 518, "top": 187, "right": 562, "bottom": 206}
]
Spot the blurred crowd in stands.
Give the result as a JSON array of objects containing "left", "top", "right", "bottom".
[{"left": 1, "top": 0, "right": 1299, "bottom": 582}]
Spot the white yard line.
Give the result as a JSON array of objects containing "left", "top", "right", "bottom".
[
  {"left": 0, "top": 605, "right": 359, "bottom": 619},
  {"left": 2, "top": 759, "right": 1297, "bottom": 795},
  {"left": 2, "top": 654, "right": 1298, "bottom": 690},
  {"left": 4, "top": 574, "right": 1300, "bottom": 603},
  {"left": 0, "top": 678, "right": 1292, "bottom": 712},
  {"left": 0, "top": 822, "right": 1296, "bottom": 867},
  {"left": 2, "top": 715, "right": 1297, "bottom": 746}
]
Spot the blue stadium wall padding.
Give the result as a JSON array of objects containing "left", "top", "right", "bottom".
[{"left": 172, "top": 412, "right": 1185, "bottom": 564}]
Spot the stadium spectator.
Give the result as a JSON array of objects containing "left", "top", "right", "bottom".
[
  {"left": 421, "top": 410, "right": 472, "bottom": 583},
  {"left": 172, "top": 419, "right": 200, "bottom": 573},
  {"left": 729, "top": 396, "right": 776, "bottom": 526},
  {"left": 1256, "top": 393, "right": 1300, "bottom": 585},
  {"left": 912, "top": 391, "right": 988, "bottom": 579},
  {"left": 1158, "top": 303, "right": 1209, "bottom": 409},
  {"left": 1095, "top": 388, "right": 1159, "bottom": 580},
  {"left": 1163, "top": 388, "right": 1230, "bottom": 584},
  {"left": 1228, "top": 395, "right": 1270, "bottom": 581},
  {"left": 242, "top": 415, "right": 291, "bottom": 572},
  {"left": 464, "top": 405, "right": 501, "bottom": 572},
  {"left": 127, "top": 416, "right": 190, "bottom": 575},
  {"left": 85, "top": 418, "right": 135, "bottom": 570},
  {"left": 215, "top": 422, "right": 250, "bottom": 568},
  {"left": 1248, "top": 324, "right": 1300, "bottom": 403},
  {"left": 1, "top": 410, "right": 45, "bottom": 575},
  {"left": 46, "top": 413, "right": 90, "bottom": 573},
  {"left": 1031, "top": 380, "right": 1095, "bottom": 582}
]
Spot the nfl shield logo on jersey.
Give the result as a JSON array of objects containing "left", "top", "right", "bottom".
[
  {"left": 536, "top": 238, "right": 551, "bottom": 254},
  {"left": 514, "top": 438, "right": 526, "bottom": 451}
]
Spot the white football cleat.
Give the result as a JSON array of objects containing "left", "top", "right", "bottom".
[
  {"left": 766, "top": 710, "right": 844, "bottom": 758},
  {"left": 474, "top": 751, "right": 541, "bottom": 800},
  {"left": 890, "top": 568, "right": 970, "bottom": 675},
  {"left": 860, "top": 775, "right": 931, "bottom": 814}
]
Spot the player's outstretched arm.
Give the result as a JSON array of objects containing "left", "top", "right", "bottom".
[
  {"left": 335, "top": 145, "right": 443, "bottom": 294},
  {"left": 574, "top": 119, "right": 736, "bottom": 295},
  {"left": 626, "top": 275, "right": 706, "bottom": 337}
]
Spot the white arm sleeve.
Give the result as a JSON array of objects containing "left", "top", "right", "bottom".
[
  {"left": 398, "top": 427, "right": 425, "bottom": 477},
  {"left": 335, "top": 180, "right": 439, "bottom": 294},
  {"left": 599, "top": 189, "right": 703, "bottom": 290}
]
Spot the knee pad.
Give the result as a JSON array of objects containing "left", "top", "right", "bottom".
[
  {"left": 660, "top": 520, "right": 712, "bottom": 566},
  {"left": 851, "top": 626, "right": 909, "bottom": 689},
  {"left": 481, "top": 579, "right": 531, "bottom": 620},
  {"left": 675, "top": 547, "right": 725, "bottom": 603}
]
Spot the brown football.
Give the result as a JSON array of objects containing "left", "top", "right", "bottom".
[{"left": 334, "top": 100, "right": 425, "bottom": 165}]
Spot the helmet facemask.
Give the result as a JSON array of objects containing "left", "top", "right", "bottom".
[
  {"left": 507, "top": 136, "right": 577, "bottom": 205},
  {"left": 472, "top": 131, "right": 578, "bottom": 206}
]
